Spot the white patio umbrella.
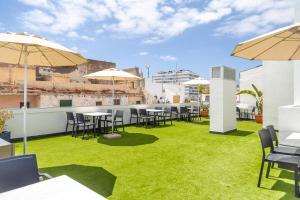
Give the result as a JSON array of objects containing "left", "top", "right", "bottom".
[
  {"left": 231, "top": 23, "right": 300, "bottom": 60},
  {"left": 0, "top": 32, "right": 87, "bottom": 154},
  {"left": 183, "top": 78, "right": 209, "bottom": 116},
  {"left": 84, "top": 68, "right": 142, "bottom": 137}
]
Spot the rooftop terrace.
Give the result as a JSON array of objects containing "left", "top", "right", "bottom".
[{"left": 13, "top": 119, "right": 296, "bottom": 199}]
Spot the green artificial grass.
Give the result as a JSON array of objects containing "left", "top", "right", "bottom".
[{"left": 14, "top": 119, "right": 298, "bottom": 199}]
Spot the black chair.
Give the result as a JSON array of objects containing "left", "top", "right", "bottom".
[
  {"left": 267, "top": 125, "right": 300, "bottom": 156},
  {"left": 171, "top": 106, "right": 179, "bottom": 120},
  {"left": 257, "top": 129, "right": 300, "bottom": 197},
  {"left": 65, "top": 112, "right": 77, "bottom": 136},
  {"left": 189, "top": 106, "right": 200, "bottom": 121},
  {"left": 163, "top": 107, "right": 173, "bottom": 125},
  {"left": 0, "top": 154, "right": 52, "bottom": 193},
  {"left": 107, "top": 110, "right": 125, "bottom": 132},
  {"left": 249, "top": 107, "right": 255, "bottom": 120},
  {"left": 179, "top": 107, "right": 190, "bottom": 121},
  {"left": 130, "top": 108, "right": 139, "bottom": 126},
  {"left": 75, "top": 113, "right": 95, "bottom": 139},
  {"left": 236, "top": 107, "right": 242, "bottom": 119},
  {"left": 154, "top": 107, "right": 165, "bottom": 125},
  {"left": 139, "top": 109, "right": 154, "bottom": 127}
]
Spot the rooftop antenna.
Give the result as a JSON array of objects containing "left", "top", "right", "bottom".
[{"left": 145, "top": 65, "right": 150, "bottom": 78}]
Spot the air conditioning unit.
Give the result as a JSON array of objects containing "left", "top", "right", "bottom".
[{"left": 210, "top": 66, "right": 236, "bottom": 133}]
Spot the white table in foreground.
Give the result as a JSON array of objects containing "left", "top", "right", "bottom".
[{"left": 0, "top": 175, "right": 107, "bottom": 200}]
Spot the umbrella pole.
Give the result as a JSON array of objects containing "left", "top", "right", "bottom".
[
  {"left": 198, "top": 89, "right": 200, "bottom": 118},
  {"left": 23, "top": 47, "right": 28, "bottom": 154},
  {"left": 112, "top": 77, "right": 115, "bottom": 134}
]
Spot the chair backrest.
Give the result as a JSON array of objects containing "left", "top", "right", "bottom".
[
  {"left": 130, "top": 108, "right": 138, "bottom": 116},
  {"left": 171, "top": 106, "right": 178, "bottom": 113},
  {"left": 258, "top": 129, "right": 274, "bottom": 156},
  {"left": 267, "top": 125, "right": 278, "bottom": 146},
  {"left": 66, "top": 112, "right": 75, "bottom": 121},
  {"left": 115, "top": 110, "right": 123, "bottom": 119},
  {"left": 139, "top": 109, "right": 147, "bottom": 116},
  {"left": 0, "top": 154, "right": 40, "bottom": 193},
  {"left": 155, "top": 107, "right": 162, "bottom": 110},
  {"left": 164, "top": 107, "right": 171, "bottom": 112},
  {"left": 180, "top": 107, "right": 187, "bottom": 113},
  {"left": 76, "top": 113, "right": 85, "bottom": 123}
]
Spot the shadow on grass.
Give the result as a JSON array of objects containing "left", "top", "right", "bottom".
[
  {"left": 259, "top": 170, "right": 297, "bottom": 199},
  {"left": 227, "top": 130, "right": 254, "bottom": 137},
  {"left": 98, "top": 132, "right": 158, "bottom": 146},
  {"left": 40, "top": 164, "right": 116, "bottom": 197}
]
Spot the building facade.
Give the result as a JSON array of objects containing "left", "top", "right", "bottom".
[
  {"left": 0, "top": 59, "right": 144, "bottom": 109},
  {"left": 152, "top": 69, "right": 199, "bottom": 100}
]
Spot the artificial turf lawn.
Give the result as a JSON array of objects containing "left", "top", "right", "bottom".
[{"left": 15, "top": 119, "right": 298, "bottom": 199}]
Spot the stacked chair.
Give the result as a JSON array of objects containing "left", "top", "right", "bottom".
[{"left": 257, "top": 127, "right": 300, "bottom": 197}]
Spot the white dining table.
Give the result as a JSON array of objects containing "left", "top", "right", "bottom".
[
  {"left": 84, "top": 112, "right": 111, "bottom": 117},
  {"left": 146, "top": 109, "right": 164, "bottom": 113},
  {"left": 0, "top": 175, "right": 107, "bottom": 200}
]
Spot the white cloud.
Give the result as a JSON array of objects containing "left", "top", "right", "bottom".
[
  {"left": 160, "top": 55, "right": 177, "bottom": 61},
  {"left": 67, "top": 31, "right": 94, "bottom": 41},
  {"left": 139, "top": 52, "right": 149, "bottom": 56},
  {"left": 18, "top": 0, "right": 299, "bottom": 42},
  {"left": 212, "top": 0, "right": 297, "bottom": 36}
]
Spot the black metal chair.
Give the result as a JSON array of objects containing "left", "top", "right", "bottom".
[
  {"left": 129, "top": 108, "right": 139, "bottom": 126},
  {"left": 179, "top": 107, "right": 190, "bottom": 121},
  {"left": 189, "top": 106, "right": 200, "bottom": 121},
  {"left": 75, "top": 113, "right": 95, "bottom": 139},
  {"left": 267, "top": 125, "right": 300, "bottom": 156},
  {"left": 0, "top": 154, "right": 52, "bottom": 193},
  {"left": 107, "top": 110, "right": 125, "bottom": 132},
  {"left": 171, "top": 106, "right": 179, "bottom": 120},
  {"left": 65, "top": 112, "right": 77, "bottom": 136},
  {"left": 139, "top": 109, "right": 154, "bottom": 127},
  {"left": 236, "top": 107, "right": 242, "bottom": 119},
  {"left": 163, "top": 107, "right": 173, "bottom": 125},
  {"left": 154, "top": 107, "right": 165, "bottom": 125},
  {"left": 249, "top": 107, "right": 255, "bottom": 120},
  {"left": 257, "top": 129, "right": 300, "bottom": 197}
]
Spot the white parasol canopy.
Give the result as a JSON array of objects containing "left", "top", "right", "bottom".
[
  {"left": 84, "top": 68, "right": 141, "bottom": 136},
  {"left": 183, "top": 77, "right": 210, "bottom": 85},
  {"left": 0, "top": 32, "right": 87, "bottom": 154}
]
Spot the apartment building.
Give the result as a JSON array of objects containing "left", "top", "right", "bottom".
[
  {"left": 0, "top": 59, "right": 144, "bottom": 109},
  {"left": 152, "top": 69, "right": 200, "bottom": 100}
]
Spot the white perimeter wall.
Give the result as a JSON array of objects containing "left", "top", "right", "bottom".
[
  {"left": 5, "top": 103, "right": 195, "bottom": 139},
  {"left": 263, "top": 61, "right": 294, "bottom": 129},
  {"left": 239, "top": 66, "right": 263, "bottom": 106}
]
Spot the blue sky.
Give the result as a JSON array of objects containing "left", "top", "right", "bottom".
[{"left": 0, "top": 0, "right": 298, "bottom": 78}]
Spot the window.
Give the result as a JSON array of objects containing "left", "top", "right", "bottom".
[
  {"left": 20, "top": 102, "right": 30, "bottom": 108},
  {"left": 113, "top": 99, "right": 120, "bottom": 105},
  {"left": 136, "top": 101, "right": 141, "bottom": 104},
  {"left": 60, "top": 100, "right": 72, "bottom": 107},
  {"left": 96, "top": 101, "right": 102, "bottom": 106}
]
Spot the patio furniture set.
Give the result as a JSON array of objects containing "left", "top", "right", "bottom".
[
  {"left": 66, "top": 106, "right": 202, "bottom": 139},
  {"left": 258, "top": 126, "right": 300, "bottom": 197},
  {"left": 0, "top": 154, "right": 106, "bottom": 199},
  {"left": 236, "top": 107, "right": 255, "bottom": 120}
]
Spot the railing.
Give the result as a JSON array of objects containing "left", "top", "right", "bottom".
[{"left": 6, "top": 103, "right": 196, "bottom": 139}]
